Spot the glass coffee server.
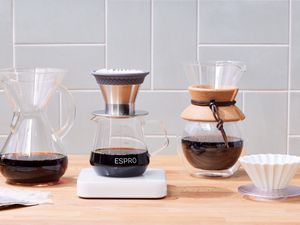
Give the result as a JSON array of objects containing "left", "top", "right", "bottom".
[
  {"left": 0, "top": 68, "right": 75, "bottom": 185},
  {"left": 178, "top": 61, "right": 246, "bottom": 177}
]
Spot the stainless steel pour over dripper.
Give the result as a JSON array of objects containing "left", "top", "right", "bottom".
[
  {"left": 89, "top": 69, "right": 169, "bottom": 178},
  {"left": 92, "top": 69, "right": 149, "bottom": 117}
]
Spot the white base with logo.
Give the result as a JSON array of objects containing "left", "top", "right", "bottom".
[{"left": 76, "top": 167, "right": 167, "bottom": 199}]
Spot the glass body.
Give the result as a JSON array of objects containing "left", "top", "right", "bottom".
[
  {"left": 185, "top": 61, "right": 246, "bottom": 88},
  {"left": 178, "top": 121, "right": 243, "bottom": 177},
  {"left": 0, "top": 68, "right": 75, "bottom": 185},
  {"left": 90, "top": 116, "right": 168, "bottom": 177},
  {"left": 179, "top": 61, "right": 246, "bottom": 177}
]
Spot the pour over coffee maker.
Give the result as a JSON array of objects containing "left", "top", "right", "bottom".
[
  {"left": 76, "top": 69, "right": 168, "bottom": 198},
  {"left": 0, "top": 68, "right": 75, "bottom": 184},
  {"left": 178, "top": 61, "right": 246, "bottom": 177}
]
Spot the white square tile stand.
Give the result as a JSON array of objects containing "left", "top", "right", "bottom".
[{"left": 77, "top": 168, "right": 167, "bottom": 199}]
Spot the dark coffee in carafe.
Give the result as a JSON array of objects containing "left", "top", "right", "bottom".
[
  {"left": 0, "top": 152, "right": 68, "bottom": 184},
  {"left": 90, "top": 148, "right": 150, "bottom": 177},
  {"left": 181, "top": 136, "right": 243, "bottom": 170}
]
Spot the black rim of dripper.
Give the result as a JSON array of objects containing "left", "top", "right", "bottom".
[{"left": 91, "top": 69, "right": 149, "bottom": 85}]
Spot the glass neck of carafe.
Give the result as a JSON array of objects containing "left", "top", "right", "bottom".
[
  {"left": 185, "top": 61, "right": 246, "bottom": 89},
  {"left": 0, "top": 68, "right": 65, "bottom": 113}
]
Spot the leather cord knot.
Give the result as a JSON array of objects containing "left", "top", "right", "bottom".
[{"left": 191, "top": 99, "right": 234, "bottom": 148}]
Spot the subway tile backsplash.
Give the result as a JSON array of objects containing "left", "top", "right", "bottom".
[
  {"left": 198, "top": 0, "right": 289, "bottom": 44},
  {"left": 15, "top": 0, "right": 105, "bottom": 44},
  {"left": 243, "top": 92, "right": 288, "bottom": 154},
  {"left": 0, "top": 0, "right": 12, "bottom": 68},
  {"left": 107, "top": 0, "right": 151, "bottom": 89},
  {"left": 291, "top": 0, "right": 300, "bottom": 89},
  {"left": 0, "top": 0, "right": 299, "bottom": 155},
  {"left": 198, "top": 46, "right": 289, "bottom": 90},
  {"left": 15, "top": 46, "right": 105, "bottom": 89},
  {"left": 153, "top": 0, "right": 197, "bottom": 89}
]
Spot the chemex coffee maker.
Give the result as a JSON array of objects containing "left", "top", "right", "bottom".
[
  {"left": 77, "top": 69, "right": 169, "bottom": 198},
  {"left": 0, "top": 68, "right": 75, "bottom": 185},
  {"left": 178, "top": 61, "right": 246, "bottom": 177}
]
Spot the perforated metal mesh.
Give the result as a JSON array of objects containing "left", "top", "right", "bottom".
[{"left": 92, "top": 70, "right": 149, "bottom": 85}]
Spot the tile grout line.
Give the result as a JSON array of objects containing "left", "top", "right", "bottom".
[
  {"left": 66, "top": 89, "right": 292, "bottom": 93},
  {"left": 289, "top": 135, "right": 300, "bottom": 138},
  {"left": 196, "top": 0, "right": 199, "bottom": 61},
  {"left": 198, "top": 44, "right": 289, "bottom": 47},
  {"left": 12, "top": 0, "right": 15, "bottom": 67},
  {"left": 150, "top": 0, "right": 154, "bottom": 90},
  {"left": 287, "top": 0, "right": 292, "bottom": 154},
  {"left": 15, "top": 43, "right": 106, "bottom": 47},
  {"left": 12, "top": 43, "right": 289, "bottom": 48},
  {"left": 242, "top": 90, "right": 288, "bottom": 93},
  {"left": 67, "top": 89, "right": 188, "bottom": 93},
  {"left": 105, "top": 0, "right": 108, "bottom": 68}
]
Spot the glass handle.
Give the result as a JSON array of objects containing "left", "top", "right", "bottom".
[
  {"left": 144, "top": 120, "right": 169, "bottom": 156},
  {"left": 55, "top": 84, "right": 76, "bottom": 139}
]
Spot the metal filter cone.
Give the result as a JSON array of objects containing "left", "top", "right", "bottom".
[{"left": 92, "top": 69, "right": 149, "bottom": 116}]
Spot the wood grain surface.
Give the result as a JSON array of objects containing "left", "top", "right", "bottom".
[{"left": 1, "top": 155, "right": 300, "bottom": 225}]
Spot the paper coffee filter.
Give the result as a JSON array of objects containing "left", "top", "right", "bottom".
[{"left": 0, "top": 188, "right": 52, "bottom": 208}]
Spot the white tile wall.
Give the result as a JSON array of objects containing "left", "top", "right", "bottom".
[
  {"left": 289, "top": 137, "right": 300, "bottom": 155},
  {"left": 291, "top": 0, "right": 300, "bottom": 89},
  {"left": 0, "top": 0, "right": 299, "bottom": 155},
  {"left": 199, "top": 0, "right": 289, "bottom": 44},
  {"left": 153, "top": 0, "right": 197, "bottom": 89},
  {"left": 107, "top": 0, "right": 151, "bottom": 89},
  {"left": 198, "top": 46, "right": 289, "bottom": 90},
  {"left": 62, "top": 92, "right": 103, "bottom": 154},
  {"left": 15, "top": 46, "right": 105, "bottom": 89},
  {"left": 15, "top": 0, "right": 105, "bottom": 44},
  {"left": 0, "top": 0, "right": 12, "bottom": 68},
  {"left": 289, "top": 92, "right": 300, "bottom": 135},
  {"left": 243, "top": 92, "right": 288, "bottom": 154}
]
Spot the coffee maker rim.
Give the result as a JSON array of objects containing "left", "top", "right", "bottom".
[
  {"left": 180, "top": 117, "right": 244, "bottom": 122},
  {"left": 187, "top": 60, "right": 246, "bottom": 72},
  {"left": 91, "top": 69, "right": 149, "bottom": 77},
  {"left": 91, "top": 110, "right": 149, "bottom": 118},
  {"left": 0, "top": 68, "right": 67, "bottom": 80},
  {"left": 188, "top": 85, "right": 239, "bottom": 91}
]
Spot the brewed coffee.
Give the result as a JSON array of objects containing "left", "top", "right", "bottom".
[
  {"left": 181, "top": 136, "right": 243, "bottom": 170},
  {"left": 0, "top": 152, "right": 68, "bottom": 184},
  {"left": 90, "top": 148, "right": 150, "bottom": 177}
]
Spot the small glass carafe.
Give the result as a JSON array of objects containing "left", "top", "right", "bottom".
[
  {"left": 0, "top": 68, "right": 75, "bottom": 185},
  {"left": 178, "top": 61, "right": 246, "bottom": 177},
  {"left": 90, "top": 114, "right": 169, "bottom": 178}
]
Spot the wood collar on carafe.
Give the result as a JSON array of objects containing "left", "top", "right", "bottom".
[{"left": 181, "top": 85, "right": 245, "bottom": 122}]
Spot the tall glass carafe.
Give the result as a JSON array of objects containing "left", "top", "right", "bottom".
[
  {"left": 178, "top": 61, "right": 246, "bottom": 177},
  {"left": 0, "top": 68, "right": 75, "bottom": 185}
]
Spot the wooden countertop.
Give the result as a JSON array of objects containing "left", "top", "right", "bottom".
[{"left": 1, "top": 155, "right": 300, "bottom": 225}]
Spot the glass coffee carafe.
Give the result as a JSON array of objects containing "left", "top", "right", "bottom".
[
  {"left": 90, "top": 116, "right": 168, "bottom": 177},
  {"left": 178, "top": 61, "right": 246, "bottom": 177},
  {"left": 90, "top": 69, "right": 169, "bottom": 177},
  {"left": 0, "top": 68, "right": 75, "bottom": 184}
]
